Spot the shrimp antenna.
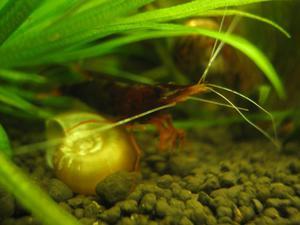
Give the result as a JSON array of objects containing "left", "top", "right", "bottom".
[
  {"left": 188, "top": 96, "right": 249, "bottom": 111},
  {"left": 194, "top": 7, "right": 279, "bottom": 147},
  {"left": 207, "top": 84, "right": 279, "bottom": 148},
  {"left": 207, "top": 83, "right": 278, "bottom": 139},
  {"left": 14, "top": 103, "right": 175, "bottom": 155},
  {"left": 199, "top": 10, "right": 240, "bottom": 84}
]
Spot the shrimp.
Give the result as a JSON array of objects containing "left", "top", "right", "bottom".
[{"left": 59, "top": 14, "right": 278, "bottom": 151}]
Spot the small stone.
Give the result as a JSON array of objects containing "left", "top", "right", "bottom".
[
  {"left": 238, "top": 192, "right": 253, "bottom": 206},
  {"left": 284, "top": 207, "right": 298, "bottom": 217},
  {"left": 212, "top": 195, "right": 232, "bottom": 208},
  {"left": 58, "top": 202, "right": 73, "bottom": 214},
  {"left": 201, "top": 175, "right": 220, "bottom": 192},
  {"left": 255, "top": 184, "right": 271, "bottom": 201},
  {"left": 184, "top": 175, "right": 204, "bottom": 193},
  {"left": 266, "top": 198, "right": 291, "bottom": 208},
  {"left": 290, "top": 196, "right": 300, "bottom": 209},
  {"left": 48, "top": 179, "right": 73, "bottom": 202},
  {"left": 157, "top": 175, "right": 173, "bottom": 189},
  {"left": 281, "top": 175, "right": 298, "bottom": 186},
  {"left": 74, "top": 208, "right": 84, "bottom": 219},
  {"left": 132, "top": 214, "right": 149, "bottom": 225},
  {"left": 99, "top": 206, "right": 121, "bottom": 224},
  {"left": 154, "top": 162, "right": 167, "bottom": 173},
  {"left": 233, "top": 207, "right": 242, "bottom": 223},
  {"left": 118, "top": 200, "right": 138, "bottom": 214},
  {"left": 155, "top": 198, "right": 171, "bottom": 217},
  {"left": 117, "top": 217, "right": 135, "bottom": 225},
  {"left": 239, "top": 161, "right": 253, "bottom": 174},
  {"left": 127, "top": 188, "right": 142, "bottom": 202},
  {"left": 270, "top": 183, "right": 294, "bottom": 198},
  {"left": 79, "top": 217, "right": 95, "bottom": 225},
  {"left": 218, "top": 216, "right": 232, "bottom": 224},
  {"left": 264, "top": 207, "right": 280, "bottom": 219},
  {"left": 177, "top": 189, "right": 194, "bottom": 202},
  {"left": 179, "top": 216, "right": 193, "bottom": 225},
  {"left": 216, "top": 206, "right": 232, "bottom": 218},
  {"left": 294, "top": 184, "right": 300, "bottom": 196},
  {"left": 169, "top": 198, "right": 185, "bottom": 210},
  {"left": 84, "top": 201, "right": 102, "bottom": 218},
  {"left": 198, "top": 191, "right": 213, "bottom": 206},
  {"left": 67, "top": 195, "right": 84, "bottom": 207},
  {"left": 169, "top": 155, "right": 198, "bottom": 176},
  {"left": 239, "top": 206, "right": 255, "bottom": 223},
  {"left": 219, "top": 162, "right": 231, "bottom": 172},
  {"left": 206, "top": 215, "right": 217, "bottom": 225},
  {"left": 96, "top": 171, "right": 137, "bottom": 205},
  {"left": 186, "top": 199, "right": 206, "bottom": 224},
  {"left": 291, "top": 213, "right": 300, "bottom": 224},
  {"left": 219, "top": 172, "right": 236, "bottom": 187},
  {"left": 252, "top": 199, "right": 264, "bottom": 214},
  {"left": 140, "top": 193, "right": 157, "bottom": 213},
  {"left": 288, "top": 161, "right": 300, "bottom": 174}
]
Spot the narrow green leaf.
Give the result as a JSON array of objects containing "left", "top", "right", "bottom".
[
  {"left": 122, "top": 0, "right": 272, "bottom": 24},
  {"left": 199, "top": 9, "right": 291, "bottom": 38},
  {"left": 0, "top": 69, "right": 46, "bottom": 84},
  {"left": 258, "top": 84, "right": 271, "bottom": 105},
  {"left": 0, "top": 0, "right": 43, "bottom": 45},
  {"left": 0, "top": 104, "right": 35, "bottom": 118},
  {"left": 0, "top": 124, "right": 12, "bottom": 158},
  {"left": 0, "top": 86, "right": 52, "bottom": 118},
  {"left": 0, "top": 0, "right": 153, "bottom": 68},
  {"left": 6, "top": 0, "right": 81, "bottom": 42},
  {"left": 0, "top": 151, "right": 81, "bottom": 225}
]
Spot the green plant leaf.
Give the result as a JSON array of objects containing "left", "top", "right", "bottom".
[
  {"left": 198, "top": 9, "right": 290, "bottom": 38},
  {"left": 0, "top": 69, "right": 47, "bottom": 84},
  {"left": 0, "top": 0, "right": 272, "bottom": 68},
  {"left": 0, "top": 0, "right": 43, "bottom": 45},
  {"left": 0, "top": 0, "right": 153, "bottom": 68},
  {"left": 0, "top": 86, "right": 52, "bottom": 118},
  {"left": 121, "top": 0, "right": 272, "bottom": 24},
  {"left": 0, "top": 151, "right": 81, "bottom": 225},
  {"left": 6, "top": 0, "right": 81, "bottom": 41},
  {"left": 0, "top": 124, "right": 12, "bottom": 158}
]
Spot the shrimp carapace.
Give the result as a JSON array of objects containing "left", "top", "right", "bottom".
[{"left": 62, "top": 77, "right": 209, "bottom": 150}]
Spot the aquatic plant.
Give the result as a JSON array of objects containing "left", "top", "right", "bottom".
[{"left": 0, "top": 0, "right": 290, "bottom": 225}]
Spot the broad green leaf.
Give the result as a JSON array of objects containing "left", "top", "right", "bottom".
[
  {"left": 0, "top": 124, "right": 12, "bottom": 158},
  {"left": 0, "top": 0, "right": 43, "bottom": 45},
  {"left": 0, "top": 151, "right": 81, "bottom": 225}
]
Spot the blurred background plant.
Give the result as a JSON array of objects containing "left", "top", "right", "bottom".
[{"left": 0, "top": 0, "right": 298, "bottom": 224}]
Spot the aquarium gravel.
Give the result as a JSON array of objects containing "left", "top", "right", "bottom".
[{"left": 1, "top": 129, "right": 300, "bottom": 225}]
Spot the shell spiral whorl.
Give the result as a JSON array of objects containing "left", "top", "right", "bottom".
[{"left": 47, "top": 112, "right": 138, "bottom": 194}]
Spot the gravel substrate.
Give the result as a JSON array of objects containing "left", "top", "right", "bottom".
[{"left": 1, "top": 128, "right": 300, "bottom": 225}]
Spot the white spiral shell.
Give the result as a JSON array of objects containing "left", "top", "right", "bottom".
[{"left": 46, "top": 112, "right": 138, "bottom": 194}]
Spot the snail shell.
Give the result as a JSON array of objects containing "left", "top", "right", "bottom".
[{"left": 46, "top": 112, "right": 138, "bottom": 194}]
